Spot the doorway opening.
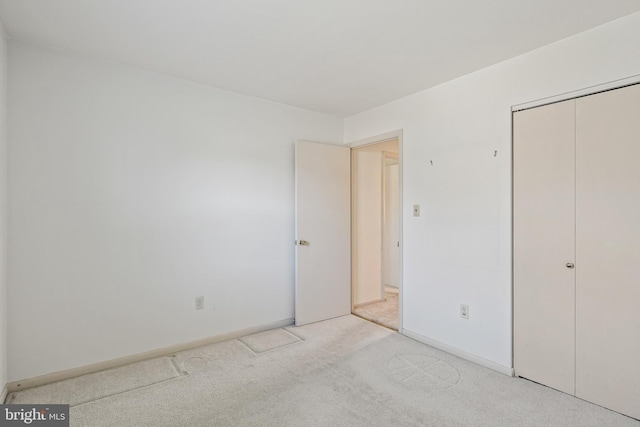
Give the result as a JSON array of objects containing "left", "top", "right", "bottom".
[{"left": 350, "top": 138, "right": 400, "bottom": 330}]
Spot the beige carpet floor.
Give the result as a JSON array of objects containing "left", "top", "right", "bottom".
[
  {"left": 353, "top": 292, "right": 398, "bottom": 330},
  {"left": 6, "top": 315, "right": 639, "bottom": 426}
]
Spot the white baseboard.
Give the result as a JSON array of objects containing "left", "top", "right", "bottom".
[
  {"left": 353, "top": 298, "right": 384, "bottom": 308},
  {"left": 7, "top": 317, "right": 294, "bottom": 393},
  {"left": 401, "top": 328, "right": 514, "bottom": 377},
  {"left": 384, "top": 286, "right": 399, "bottom": 295}
]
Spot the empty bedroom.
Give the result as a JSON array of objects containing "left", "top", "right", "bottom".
[{"left": 0, "top": 1, "right": 639, "bottom": 426}]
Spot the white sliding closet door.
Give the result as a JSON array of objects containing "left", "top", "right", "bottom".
[
  {"left": 575, "top": 84, "right": 640, "bottom": 420},
  {"left": 513, "top": 99, "right": 576, "bottom": 395}
]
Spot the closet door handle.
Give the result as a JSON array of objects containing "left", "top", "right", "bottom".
[{"left": 566, "top": 263, "right": 575, "bottom": 269}]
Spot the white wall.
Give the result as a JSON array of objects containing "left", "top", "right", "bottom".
[
  {"left": 344, "top": 12, "right": 640, "bottom": 369},
  {"left": 383, "top": 162, "right": 398, "bottom": 288},
  {"left": 0, "top": 20, "right": 8, "bottom": 394},
  {"left": 352, "top": 141, "right": 397, "bottom": 305},
  {"left": 7, "top": 41, "right": 342, "bottom": 381},
  {"left": 352, "top": 150, "right": 381, "bottom": 305}
]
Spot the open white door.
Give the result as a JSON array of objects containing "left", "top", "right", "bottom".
[{"left": 295, "top": 140, "right": 351, "bottom": 326}]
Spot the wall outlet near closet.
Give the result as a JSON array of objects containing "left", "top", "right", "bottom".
[{"left": 460, "top": 304, "right": 469, "bottom": 319}]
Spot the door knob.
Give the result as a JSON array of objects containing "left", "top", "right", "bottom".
[
  {"left": 566, "top": 263, "right": 575, "bottom": 269},
  {"left": 298, "top": 240, "right": 309, "bottom": 246}
]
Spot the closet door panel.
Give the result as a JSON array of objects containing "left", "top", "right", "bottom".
[
  {"left": 513, "top": 100, "right": 576, "bottom": 395},
  {"left": 576, "top": 84, "right": 640, "bottom": 420}
]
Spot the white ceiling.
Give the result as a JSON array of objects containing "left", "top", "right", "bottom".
[{"left": 1, "top": 1, "right": 640, "bottom": 117}]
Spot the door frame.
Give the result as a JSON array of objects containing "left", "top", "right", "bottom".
[{"left": 347, "top": 129, "right": 404, "bottom": 333}]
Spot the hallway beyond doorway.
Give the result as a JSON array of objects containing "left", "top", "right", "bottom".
[{"left": 353, "top": 290, "right": 398, "bottom": 330}]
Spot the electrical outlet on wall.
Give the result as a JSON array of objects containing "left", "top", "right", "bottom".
[
  {"left": 460, "top": 304, "right": 469, "bottom": 319},
  {"left": 196, "top": 296, "right": 205, "bottom": 310}
]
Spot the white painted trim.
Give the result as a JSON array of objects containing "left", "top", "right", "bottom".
[
  {"left": 1, "top": 383, "right": 8, "bottom": 403},
  {"left": 512, "top": 74, "right": 640, "bottom": 112},
  {"left": 397, "top": 134, "right": 403, "bottom": 333},
  {"left": 346, "top": 129, "right": 403, "bottom": 149},
  {"left": 402, "top": 328, "right": 515, "bottom": 377},
  {"left": 379, "top": 153, "right": 386, "bottom": 302},
  {"left": 7, "top": 318, "right": 294, "bottom": 393},
  {"left": 353, "top": 298, "right": 384, "bottom": 309}
]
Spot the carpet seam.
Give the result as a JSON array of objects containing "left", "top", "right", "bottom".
[
  {"left": 352, "top": 313, "right": 397, "bottom": 331},
  {"left": 70, "top": 374, "right": 186, "bottom": 408},
  {"left": 169, "top": 356, "right": 187, "bottom": 376},
  {"left": 237, "top": 329, "right": 304, "bottom": 355},
  {"left": 280, "top": 327, "right": 306, "bottom": 342}
]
